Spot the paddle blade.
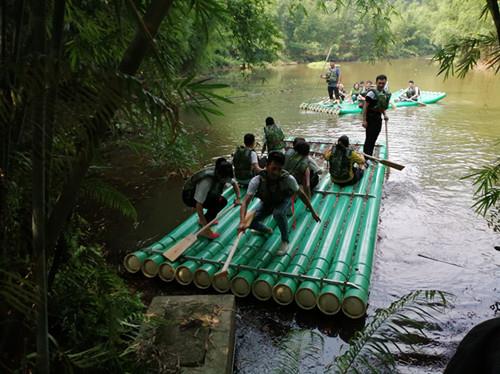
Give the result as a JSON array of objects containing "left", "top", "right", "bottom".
[
  {"left": 162, "top": 234, "right": 197, "bottom": 261},
  {"left": 380, "top": 159, "right": 405, "bottom": 171}
]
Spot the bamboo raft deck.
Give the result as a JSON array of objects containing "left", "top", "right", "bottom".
[
  {"left": 300, "top": 90, "right": 446, "bottom": 115},
  {"left": 124, "top": 139, "right": 387, "bottom": 318}
]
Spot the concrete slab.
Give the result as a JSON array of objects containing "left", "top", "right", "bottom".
[{"left": 144, "top": 294, "right": 236, "bottom": 374}]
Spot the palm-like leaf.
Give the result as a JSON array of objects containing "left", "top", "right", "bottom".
[
  {"left": 80, "top": 177, "right": 137, "bottom": 221},
  {"left": 273, "top": 330, "right": 325, "bottom": 374},
  {"left": 330, "top": 290, "right": 451, "bottom": 374}
]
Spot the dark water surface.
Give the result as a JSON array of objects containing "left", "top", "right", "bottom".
[{"left": 112, "top": 59, "right": 499, "bottom": 373}]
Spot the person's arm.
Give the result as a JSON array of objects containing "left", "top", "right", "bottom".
[
  {"left": 362, "top": 100, "right": 369, "bottom": 128},
  {"left": 297, "top": 188, "right": 320, "bottom": 222},
  {"left": 303, "top": 168, "right": 311, "bottom": 200},
  {"left": 252, "top": 163, "right": 263, "bottom": 174},
  {"left": 232, "top": 181, "right": 241, "bottom": 205},
  {"left": 261, "top": 141, "right": 267, "bottom": 156},
  {"left": 352, "top": 152, "right": 366, "bottom": 170},
  {"left": 337, "top": 69, "right": 342, "bottom": 86},
  {"left": 238, "top": 193, "right": 253, "bottom": 232}
]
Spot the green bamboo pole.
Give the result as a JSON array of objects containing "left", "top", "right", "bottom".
[
  {"left": 123, "top": 187, "right": 237, "bottom": 273},
  {"left": 175, "top": 197, "right": 256, "bottom": 286},
  {"left": 191, "top": 199, "right": 262, "bottom": 288},
  {"left": 230, "top": 202, "right": 308, "bottom": 297},
  {"left": 251, "top": 177, "right": 330, "bottom": 301},
  {"left": 311, "top": 170, "right": 371, "bottom": 313},
  {"left": 157, "top": 239, "right": 208, "bottom": 281},
  {"left": 211, "top": 214, "right": 279, "bottom": 293},
  {"left": 342, "top": 146, "right": 386, "bottom": 319},
  {"left": 272, "top": 183, "right": 337, "bottom": 306}
]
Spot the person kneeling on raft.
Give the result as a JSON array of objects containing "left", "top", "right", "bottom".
[
  {"left": 324, "top": 135, "right": 366, "bottom": 187},
  {"left": 238, "top": 151, "right": 320, "bottom": 256},
  {"left": 182, "top": 158, "right": 241, "bottom": 239},
  {"left": 284, "top": 139, "right": 319, "bottom": 200},
  {"left": 233, "top": 133, "right": 263, "bottom": 185},
  {"left": 399, "top": 80, "right": 420, "bottom": 102}
]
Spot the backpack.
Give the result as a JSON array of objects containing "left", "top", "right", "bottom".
[
  {"left": 233, "top": 146, "right": 253, "bottom": 181},
  {"left": 182, "top": 167, "right": 224, "bottom": 201},
  {"left": 329, "top": 146, "right": 353, "bottom": 181}
]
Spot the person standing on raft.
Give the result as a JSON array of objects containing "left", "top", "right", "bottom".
[
  {"left": 233, "top": 133, "right": 263, "bottom": 185},
  {"left": 324, "top": 135, "right": 365, "bottom": 186},
  {"left": 261, "top": 117, "right": 285, "bottom": 155},
  {"left": 362, "top": 74, "right": 391, "bottom": 156},
  {"left": 238, "top": 151, "right": 320, "bottom": 256},
  {"left": 320, "top": 60, "right": 342, "bottom": 103},
  {"left": 182, "top": 158, "right": 241, "bottom": 239}
]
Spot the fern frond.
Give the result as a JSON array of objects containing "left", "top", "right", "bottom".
[
  {"left": 80, "top": 178, "right": 137, "bottom": 221},
  {"left": 273, "top": 329, "right": 325, "bottom": 373},
  {"left": 330, "top": 290, "right": 451, "bottom": 374}
]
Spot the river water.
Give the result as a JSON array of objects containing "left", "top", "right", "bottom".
[{"left": 115, "top": 58, "right": 499, "bottom": 373}]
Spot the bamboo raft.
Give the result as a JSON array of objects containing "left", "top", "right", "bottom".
[
  {"left": 124, "top": 139, "right": 387, "bottom": 318},
  {"left": 300, "top": 90, "right": 446, "bottom": 115}
]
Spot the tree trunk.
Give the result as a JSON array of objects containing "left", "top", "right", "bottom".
[
  {"left": 487, "top": 0, "right": 500, "bottom": 47},
  {"left": 46, "top": 0, "right": 175, "bottom": 256},
  {"left": 30, "top": 0, "right": 49, "bottom": 371}
]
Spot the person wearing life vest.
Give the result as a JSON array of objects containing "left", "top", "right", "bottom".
[
  {"left": 320, "top": 60, "right": 342, "bottom": 102},
  {"left": 238, "top": 151, "right": 320, "bottom": 256},
  {"left": 261, "top": 117, "right": 285, "bottom": 155},
  {"left": 233, "top": 133, "right": 263, "bottom": 185},
  {"left": 357, "top": 80, "right": 372, "bottom": 108},
  {"left": 182, "top": 158, "right": 241, "bottom": 239},
  {"left": 350, "top": 82, "right": 362, "bottom": 102},
  {"left": 362, "top": 74, "right": 391, "bottom": 156},
  {"left": 284, "top": 140, "right": 317, "bottom": 200},
  {"left": 324, "top": 135, "right": 365, "bottom": 186},
  {"left": 399, "top": 80, "right": 420, "bottom": 101},
  {"left": 286, "top": 137, "right": 321, "bottom": 183}
]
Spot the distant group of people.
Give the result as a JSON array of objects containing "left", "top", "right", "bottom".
[{"left": 182, "top": 116, "right": 370, "bottom": 256}]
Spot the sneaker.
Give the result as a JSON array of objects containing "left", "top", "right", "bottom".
[
  {"left": 277, "top": 241, "right": 289, "bottom": 256},
  {"left": 365, "top": 159, "right": 372, "bottom": 168}
]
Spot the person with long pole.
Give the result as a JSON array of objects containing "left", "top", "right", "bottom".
[{"left": 362, "top": 74, "right": 391, "bottom": 158}]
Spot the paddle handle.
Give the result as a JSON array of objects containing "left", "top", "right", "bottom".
[
  {"left": 216, "top": 211, "right": 255, "bottom": 278},
  {"left": 194, "top": 203, "right": 234, "bottom": 236}
]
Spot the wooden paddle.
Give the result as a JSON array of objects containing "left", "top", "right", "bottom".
[
  {"left": 363, "top": 153, "right": 405, "bottom": 171},
  {"left": 214, "top": 210, "right": 256, "bottom": 279},
  {"left": 162, "top": 204, "right": 234, "bottom": 261}
]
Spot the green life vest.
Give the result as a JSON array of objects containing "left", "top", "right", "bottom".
[
  {"left": 284, "top": 151, "right": 309, "bottom": 185},
  {"left": 183, "top": 167, "right": 224, "bottom": 200},
  {"left": 406, "top": 86, "right": 417, "bottom": 98},
  {"left": 351, "top": 87, "right": 361, "bottom": 95},
  {"left": 256, "top": 170, "right": 295, "bottom": 207},
  {"left": 329, "top": 146, "right": 353, "bottom": 182},
  {"left": 368, "top": 88, "right": 392, "bottom": 112},
  {"left": 264, "top": 124, "right": 285, "bottom": 152},
  {"left": 233, "top": 146, "right": 253, "bottom": 181},
  {"left": 326, "top": 67, "right": 340, "bottom": 86}
]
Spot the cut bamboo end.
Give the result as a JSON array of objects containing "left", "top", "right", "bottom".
[
  {"left": 158, "top": 262, "right": 175, "bottom": 282},
  {"left": 142, "top": 259, "right": 159, "bottom": 278},
  {"left": 272, "top": 284, "right": 293, "bottom": 305},
  {"left": 193, "top": 269, "right": 212, "bottom": 289},
  {"left": 295, "top": 288, "right": 317, "bottom": 310},
  {"left": 123, "top": 252, "right": 147, "bottom": 273},
  {"left": 212, "top": 274, "right": 231, "bottom": 293},
  {"left": 252, "top": 279, "right": 272, "bottom": 301},
  {"left": 317, "top": 292, "right": 341, "bottom": 315},
  {"left": 342, "top": 296, "right": 366, "bottom": 319},
  {"left": 231, "top": 276, "right": 251, "bottom": 297},
  {"left": 175, "top": 266, "right": 193, "bottom": 285}
]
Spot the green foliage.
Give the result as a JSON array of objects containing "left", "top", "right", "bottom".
[
  {"left": 49, "top": 244, "right": 144, "bottom": 371},
  {"left": 81, "top": 177, "right": 138, "bottom": 221},
  {"left": 463, "top": 158, "right": 500, "bottom": 231},
  {"left": 331, "top": 290, "right": 450, "bottom": 373},
  {"left": 273, "top": 330, "right": 325, "bottom": 373}
]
